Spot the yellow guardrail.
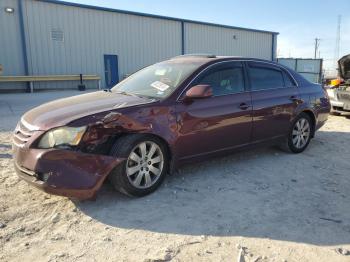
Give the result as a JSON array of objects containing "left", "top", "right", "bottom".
[{"left": 0, "top": 75, "right": 101, "bottom": 92}]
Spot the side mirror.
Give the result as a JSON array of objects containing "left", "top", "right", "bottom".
[{"left": 184, "top": 84, "right": 213, "bottom": 100}]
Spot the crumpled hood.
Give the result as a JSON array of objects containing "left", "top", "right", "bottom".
[
  {"left": 338, "top": 54, "right": 350, "bottom": 80},
  {"left": 22, "top": 91, "right": 155, "bottom": 130}
]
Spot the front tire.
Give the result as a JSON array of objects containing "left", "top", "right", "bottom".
[
  {"left": 109, "top": 134, "right": 169, "bottom": 197},
  {"left": 280, "top": 113, "right": 313, "bottom": 153}
]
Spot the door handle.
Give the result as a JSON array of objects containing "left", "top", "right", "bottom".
[
  {"left": 289, "top": 95, "right": 299, "bottom": 102},
  {"left": 239, "top": 103, "right": 250, "bottom": 110}
]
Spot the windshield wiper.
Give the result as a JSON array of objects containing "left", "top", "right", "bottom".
[
  {"left": 115, "top": 91, "right": 150, "bottom": 99},
  {"left": 110, "top": 90, "right": 158, "bottom": 100},
  {"left": 105, "top": 90, "right": 132, "bottom": 96},
  {"left": 114, "top": 91, "right": 133, "bottom": 96},
  {"left": 132, "top": 93, "right": 157, "bottom": 99}
]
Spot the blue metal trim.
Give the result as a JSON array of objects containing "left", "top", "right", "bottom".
[
  {"left": 18, "top": 0, "right": 31, "bottom": 92},
  {"left": 181, "top": 21, "right": 185, "bottom": 55},
  {"left": 38, "top": 0, "right": 279, "bottom": 35},
  {"left": 18, "top": 0, "right": 29, "bottom": 76},
  {"left": 271, "top": 34, "right": 275, "bottom": 61}
]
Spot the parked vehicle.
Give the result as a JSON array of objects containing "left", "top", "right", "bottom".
[
  {"left": 13, "top": 55, "right": 331, "bottom": 199},
  {"left": 326, "top": 54, "right": 350, "bottom": 114}
]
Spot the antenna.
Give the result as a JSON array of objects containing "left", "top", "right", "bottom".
[{"left": 334, "top": 15, "right": 341, "bottom": 68}]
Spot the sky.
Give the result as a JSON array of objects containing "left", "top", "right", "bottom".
[{"left": 68, "top": 0, "right": 350, "bottom": 74}]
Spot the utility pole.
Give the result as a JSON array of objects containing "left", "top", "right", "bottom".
[
  {"left": 334, "top": 15, "right": 341, "bottom": 68},
  {"left": 314, "top": 38, "right": 320, "bottom": 59}
]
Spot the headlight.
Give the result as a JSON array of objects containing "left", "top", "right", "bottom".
[{"left": 38, "top": 126, "right": 86, "bottom": 149}]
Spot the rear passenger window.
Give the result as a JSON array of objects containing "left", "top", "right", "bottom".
[
  {"left": 282, "top": 71, "right": 296, "bottom": 87},
  {"left": 196, "top": 66, "right": 245, "bottom": 96},
  {"left": 249, "top": 66, "right": 284, "bottom": 91}
]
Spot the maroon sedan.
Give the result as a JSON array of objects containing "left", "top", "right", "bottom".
[{"left": 13, "top": 55, "right": 330, "bottom": 199}]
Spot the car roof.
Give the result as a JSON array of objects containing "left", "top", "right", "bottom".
[
  {"left": 169, "top": 54, "right": 311, "bottom": 87},
  {"left": 169, "top": 54, "right": 279, "bottom": 65}
]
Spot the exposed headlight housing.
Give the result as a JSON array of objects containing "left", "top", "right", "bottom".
[{"left": 38, "top": 126, "right": 86, "bottom": 149}]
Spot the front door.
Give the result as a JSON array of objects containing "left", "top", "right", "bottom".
[
  {"left": 104, "top": 55, "right": 119, "bottom": 88},
  {"left": 175, "top": 62, "right": 253, "bottom": 159},
  {"left": 247, "top": 61, "right": 300, "bottom": 141}
]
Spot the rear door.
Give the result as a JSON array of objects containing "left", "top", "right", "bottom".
[
  {"left": 247, "top": 61, "right": 300, "bottom": 141},
  {"left": 175, "top": 61, "right": 253, "bottom": 159}
]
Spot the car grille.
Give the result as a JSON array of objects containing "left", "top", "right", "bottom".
[{"left": 13, "top": 121, "right": 35, "bottom": 148}]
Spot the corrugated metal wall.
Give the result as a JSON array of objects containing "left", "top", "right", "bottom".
[
  {"left": 22, "top": 0, "right": 182, "bottom": 90},
  {"left": 0, "top": 0, "right": 277, "bottom": 91},
  {"left": 184, "top": 23, "right": 273, "bottom": 60},
  {"left": 277, "top": 58, "right": 323, "bottom": 83},
  {"left": 0, "top": 0, "right": 27, "bottom": 90}
]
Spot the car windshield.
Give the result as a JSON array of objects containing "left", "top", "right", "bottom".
[{"left": 111, "top": 60, "right": 203, "bottom": 98}]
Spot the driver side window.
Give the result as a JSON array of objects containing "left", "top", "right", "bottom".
[{"left": 195, "top": 64, "right": 245, "bottom": 96}]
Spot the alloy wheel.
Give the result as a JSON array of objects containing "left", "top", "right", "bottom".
[
  {"left": 126, "top": 141, "right": 164, "bottom": 189},
  {"left": 292, "top": 118, "right": 310, "bottom": 149}
]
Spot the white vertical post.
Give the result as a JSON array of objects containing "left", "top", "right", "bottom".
[{"left": 29, "top": 81, "right": 34, "bottom": 93}]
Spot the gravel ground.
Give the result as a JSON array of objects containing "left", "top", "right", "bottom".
[{"left": 0, "top": 91, "right": 350, "bottom": 262}]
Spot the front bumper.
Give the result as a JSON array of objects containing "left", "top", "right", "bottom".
[
  {"left": 327, "top": 89, "right": 350, "bottom": 114},
  {"left": 13, "top": 145, "right": 124, "bottom": 200},
  {"left": 330, "top": 101, "right": 350, "bottom": 114}
]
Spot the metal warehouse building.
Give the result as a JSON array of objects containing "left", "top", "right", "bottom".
[{"left": 0, "top": 0, "right": 278, "bottom": 91}]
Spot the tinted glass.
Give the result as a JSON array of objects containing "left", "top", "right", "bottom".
[
  {"left": 111, "top": 60, "right": 204, "bottom": 98},
  {"left": 249, "top": 66, "right": 284, "bottom": 91},
  {"left": 283, "top": 71, "right": 296, "bottom": 87},
  {"left": 196, "top": 66, "right": 245, "bottom": 96}
]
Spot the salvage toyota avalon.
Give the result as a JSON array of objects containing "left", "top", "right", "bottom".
[{"left": 13, "top": 55, "right": 331, "bottom": 199}]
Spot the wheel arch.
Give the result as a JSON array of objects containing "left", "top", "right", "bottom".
[
  {"left": 300, "top": 109, "right": 317, "bottom": 137},
  {"left": 142, "top": 133, "right": 172, "bottom": 161},
  {"left": 113, "top": 132, "right": 174, "bottom": 171}
]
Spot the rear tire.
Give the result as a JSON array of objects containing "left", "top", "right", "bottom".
[
  {"left": 109, "top": 134, "right": 169, "bottom": 197},
  {"left": 280, "top": 113, "right": 313, "bottom": 153}
]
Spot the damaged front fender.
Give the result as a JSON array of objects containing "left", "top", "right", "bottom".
[
  {"left": 100, "top": 111, "right": 152, "bottom": 131},
  {"left": 79, "top": 112, "right": 153, "bottom": 153},
  {"left": 78, "top": 106, "right": 177, "bottom": 155}
]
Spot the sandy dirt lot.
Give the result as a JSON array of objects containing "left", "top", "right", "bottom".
[{"left": 0, "top": 91, "right": 350, "bottom": 262}]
